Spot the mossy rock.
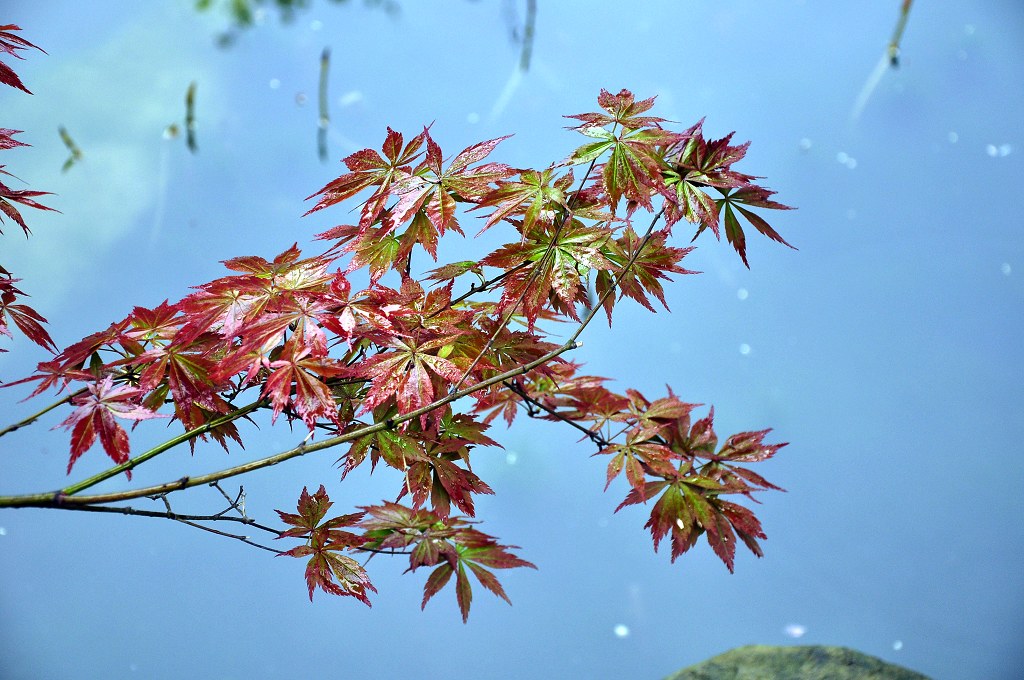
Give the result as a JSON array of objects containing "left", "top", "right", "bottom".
[{"left": 663, "top": 645, "right": 931, "bottom": 680}]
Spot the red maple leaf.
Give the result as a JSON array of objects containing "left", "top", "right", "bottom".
[
  {"left": 276, "top": 485, "right": 374, "bottom": 604},
  {"left": 56, "top": 377, "right": 168, "bottom": 476},
  {"left": 0, "top": 25, "right": 46, "bottom": 94},
  {"left": 0, "top": 167, "right": 58, "bottom": 237},
  {"left": 0, "top": 276, "right": 56, "bottom": 352},
  {"left": 304, "top": 126, "right": 429, "bottom": 230}
]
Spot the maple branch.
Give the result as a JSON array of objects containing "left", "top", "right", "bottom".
[
  {"left": 0, "top": 388, "right": 87, "bottom": 439},
  {"left": 444, "top": 260, "right": 531, "bottom": 310},
  {"left": 504, "top": 380, "right": 609, "bottom": 448},
  {"left": 77, "top": 499, "right": 282, "bottom": 553},
  {"left": 57, "top": 397, "right": 266, "bottom": 498},
  {"left": 0, "top": 340, "right": 579, "bottom": 509},
  {"left": 17, "top": 484, "right": 283, "bottom": 553}
]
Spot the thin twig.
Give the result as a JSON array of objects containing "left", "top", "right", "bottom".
[
  {"left": 504, "top": 380, "right": 609, "bottom": 448},
  {"left": 0, "top": 388, "right": 86, "bottom": 439},
  {"left": 317, "top": 47, "right": 330, "bottom": 161},
  {"left": 57, "top": 397, "right": 266, "bottom": 498},
  {"left": 518, "top": 0, "right": 537, "bottom": 72},
  {"left": 49, "top": 497, "right": 283, "bottom": 553},
  {"left": 888, "top": 0, "right": 914, "bottom": 67}
]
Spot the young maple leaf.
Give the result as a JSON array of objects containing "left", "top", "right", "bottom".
[
  {"left": 57, "top": 376, "right": 168, "bottom": 476},
  {"left": 599, "top": 435, "right": 677, "bottom": 492},
  {"left": 0, "top": 277, "right": 56, "bottom": 352},
  {"left": 304, "top": 126, "right": 429, "bottom": 230},
  {"left": 420, "top": 526, "right": 536, "bottom": 623},
  {"left": 0, "top": 128, "right": 29, "bottom": 151},
  {"left": 276, "top": 486, "right": 374, "bottom": 604},
  {"left": 595, "top": 226, "right": 696, "bottom": 323},
  {"left": 0, "top": 167, "right": 59, "bottom": 237},
  {"left": 262, "top": 339, "right": 346, "bottom": 428},
  {"left": 697, "top": 427, "right": 787, "bottom": 497},
  {"left": 659, "top": 122, "right": 793, "bottom": 266},
  {"left": 399, "top": 419, "right": 495, "bottom": 516},
  {"left": 387, "top": 133, "right": 514, "bottom": 236},
  {"left": 0, "top": 25, "right": 46, "bottom": 94},
  {"left": 615, "top": 468, "right": 770, "bottom": 572},
  {"left": 716, "top": 186, "right": 795, "bottom": 268},
  {"left": 565, "top": 89, "right": 684, "bottom": 211},
  {"left": 565, "top": 88, "right": 666, "bottom": 131},
  {"left": 357, "top": 503, "right": 534, "bottom": 622},
  {"left": 350, "top": 326, "right": 465, "bottom": 420},
  {"left": 473, "top": 166, "right": 573, "bottom": 235},
  {"left": 481, "top": 220, "right": 614, "bottom": 326}
]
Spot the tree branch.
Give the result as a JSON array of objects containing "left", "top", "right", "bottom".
[{"left": 0, "top": 339, "right": 579, "bottom": 509}]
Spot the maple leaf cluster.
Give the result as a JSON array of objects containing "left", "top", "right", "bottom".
[
  {"left": 0, "top": 25, "right": 57, "bottom": 354},
  {"left": 11, "top": 83, "right": 791, "bottom": 620}
]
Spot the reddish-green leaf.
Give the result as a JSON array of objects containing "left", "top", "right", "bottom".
[{"left": 57, "top": 377, "right": 168, "bottom": 476}]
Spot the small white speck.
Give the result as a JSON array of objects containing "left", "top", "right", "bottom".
[
  {"left": 467, "top": 112, "right": 480, "bottom": 124},
  {"left": 613, "top": 624, "right": 630, "bottom": 638},
  {"left": 964, "top": 24, "right": 976, "bottom": 35},
  {"left": 948, "top": 131, "right": 958, "bottom": 143},
  {"left": 1001, "top": 262, "right": 1012, "bottom": 276},
  {"left": 798, "top": 137, "right": 812, "bottom": 152},
  {"left": 269, "top": 78, "right": 281, "bottom": 90},
  {"left": 505, "top": 451, "right": 518, "bottom": 465},
  {"left": 739, "top": 343, "right": 751, "bottom": 355},
  {"left": 836, "top": 151, "right": 849, "bottom": 164},
  {"left": 784, "top": 624, "right": 807, "bottom": 638},
  {"left": 295, "top": 92, "right": 307, "bottom": 106},
  {"left": 737, "top": 288, "right": 749, "bottom": 300},
  {"left": 338, "top": 90, "right": 363, "bottom": 106},
  {"left": 986, "top": 145, "right": 998, "bottom": 157},
  {"left": 893, "top": 640, "right": 903, "bottom": 651},
  {"left": 0, "top": 527, "right": 6, "bottom": 536},
  {"left": 310, "top": 19, "right": 323, "bottom": 31}
]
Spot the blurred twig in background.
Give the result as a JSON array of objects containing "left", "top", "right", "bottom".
[
  {"left": 318, "top": 47, "right": 330, "bottom": 162},
  {"left": 58, "top": 125, "right": 82, "bottom": 172},
  {"left": 851, "top": 0, "right": 915, "bottom": 121},
  {"left": 888, "top": 0, "right": 914, "bottom": 67},
  {"left": 185, "top": 81, "right": 198, "bottom": 153}
]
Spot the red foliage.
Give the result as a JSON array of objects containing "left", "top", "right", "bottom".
[
  {"left": 0, "top": 27, "right": 56, "bottom": 355},
  {"left": 6, "top": 68, "right": 793, "bottom": 620}
]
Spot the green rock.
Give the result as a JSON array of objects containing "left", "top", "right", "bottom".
[{"left": 663, "top": 645, "right": 932, "bottom": 680}]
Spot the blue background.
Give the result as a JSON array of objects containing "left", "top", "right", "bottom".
[{"left": 1, "top": 2, "right": 1021, "bottom": 678}]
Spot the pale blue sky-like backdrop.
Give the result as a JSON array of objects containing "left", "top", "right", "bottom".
[{"left": 1, "top": 2, "right": 1021, "bottom": 679}]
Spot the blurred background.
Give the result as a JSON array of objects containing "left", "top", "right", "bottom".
[{"left": 1, "top": 2, "right": 1021, "bottom": 678}]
